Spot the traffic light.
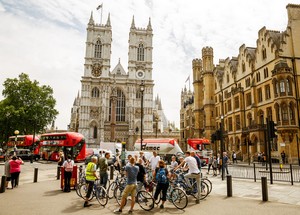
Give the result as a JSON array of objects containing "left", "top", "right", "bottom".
[
  {"left": 215, "top": 129, "right": 221, "bottom": 140},
  {"left": 211, "top": 133, "right": 216, "bottom": 143},
  {"left": 269, "top": 120, "right": 277, "bottom": 138}
]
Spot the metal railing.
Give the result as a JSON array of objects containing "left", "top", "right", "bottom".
[{"left": 227, "top": 163, "right": 300, "bottom": 185}]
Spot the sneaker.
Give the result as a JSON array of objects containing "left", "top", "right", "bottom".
[
  {"left": 83, "top": 202, "right": 92, "bottom": 207},
  {"left": 128, "top": 210, "right": 133, "bottom": 214},
  {"left": 113, "top": 209, "right": 122, "bottom": 214},
  {"left": 160, "top": 204, "right": 164, "bottom": 209}
]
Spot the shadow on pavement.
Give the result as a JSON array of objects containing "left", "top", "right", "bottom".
[{"left": 43, "top": 189, "right": 65, "bottom": 196}]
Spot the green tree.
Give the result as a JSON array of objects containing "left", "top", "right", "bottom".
[{"left": 0, "top": 73, "right": 59, "bottom": 143}]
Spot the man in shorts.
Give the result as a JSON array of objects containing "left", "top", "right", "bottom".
[{"left": 114, "top": 157, "right": 139, "bottom": 214}]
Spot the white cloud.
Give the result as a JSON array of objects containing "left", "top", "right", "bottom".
[{"left": 0, "top": 0, "right": 298, "bottom": 129}]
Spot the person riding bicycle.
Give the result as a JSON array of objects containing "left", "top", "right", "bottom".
[
  {"left": 174, "top": 151, "right": 201, "bottom": 204},
  {"left": 153, "top": 160, "right": 170, "bottom": 209},
  {"left": 84, "top": 156, "right": 99, "bottom": 207}
]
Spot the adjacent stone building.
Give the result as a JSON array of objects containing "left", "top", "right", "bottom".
[{"left": 181, "top": 4, "right": 300, "bottom": 163}]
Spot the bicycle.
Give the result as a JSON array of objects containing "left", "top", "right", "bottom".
[
  {"left": 151, "top": 180, "right": 188, "bottom": 210},
  {"left": 114, "top": 181, "right": 154, "bottom": 211},
  {"left": 174, "top": 170, "right": 209, "bottom": 200},
  {"left": 78, "top": 179, "right": 108, "bottom": 206},
  {"left": 106, "top": 172, "right": 126, "bottom": 199}
]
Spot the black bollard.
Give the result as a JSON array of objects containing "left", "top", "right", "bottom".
[
  {"left": 57, "top": 166, "right": 61, "bottom": 180},
  {"left": 110, "top": 165, "right": 114, "bottom": 180},
  {"left": 261, "top": 177, "right": 268, "bottom": 201},
  {"left": 0, "top": 175, "right": 7, "bottom": 193},
  {"left": 226, "top": 175, "right": 232, "bottom": 197},
  {"left": 33, "top": 168, "right": 38, "bottom": 183}
]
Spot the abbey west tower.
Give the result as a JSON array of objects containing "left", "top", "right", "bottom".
[{"left": 70, "top": 13, "right": 154, "bottom": 148}]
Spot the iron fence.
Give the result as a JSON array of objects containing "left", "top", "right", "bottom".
[{"left": 227, "top": 163, "right": 300, "bottom": 185}]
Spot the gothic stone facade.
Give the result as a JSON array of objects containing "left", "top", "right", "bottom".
[{"left": 70, "top": 13, "right": 155, "bottom": 149}]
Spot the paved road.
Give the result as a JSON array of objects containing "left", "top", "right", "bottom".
[{"left": 1, "top": 161, "right": 300, "bottom": 215}]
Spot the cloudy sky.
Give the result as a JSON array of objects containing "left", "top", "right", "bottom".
[{"left": 0, "top": 0, "right": 299, "bottom": 130}]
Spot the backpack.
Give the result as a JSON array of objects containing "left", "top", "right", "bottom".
[
  {"left": 65, "top": 160, "right": 73, "bottom": 172},
  {"left": 156, "top": 168, "right": 167, "bottom": 184}
]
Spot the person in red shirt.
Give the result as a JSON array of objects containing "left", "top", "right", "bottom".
[{"left": 9, "top": 155, "right": 24, "bottom": 188}]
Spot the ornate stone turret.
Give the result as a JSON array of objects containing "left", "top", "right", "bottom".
[
  {"left": 192, "top": 58, "right": 203, "bottom": 138},
  {"left": 202, "top": 47, "right": 215, "bottom": 139}
]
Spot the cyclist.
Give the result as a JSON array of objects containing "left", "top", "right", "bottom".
[
  {"left": 174, "top": 151, "right": 201, "bottom": 204},
  {"left": 84, "top": 156, "right": 99, "bottom": 207}
]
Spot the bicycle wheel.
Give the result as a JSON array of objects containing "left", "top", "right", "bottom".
[
  {"left": 202, "top": 178, "right": 212, "bottom": 194},
  {"left": 95, "top": 186, "right": 108, "bottom": 206},
  {"left": 114, "top": 185, "right": 127, "bottom": 206},
  {"left": 200, "top": 181, "right": 209, "bottom": 200},
  {"left": 170, "top": 187, "right": 188, "bottom": 210},
  {"left": 137, "top": 191, "right": 154, "bottom": 211},
  {"left": 107, "top": 181, "right": 117, "bottom": 199},
  {"left": 79, "top": 184, "right": 94, "bottom": 201},
  {"left": 75, "top": 183, "right": 83, "bottom": 198}
]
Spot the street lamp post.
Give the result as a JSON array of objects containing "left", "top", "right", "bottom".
[
  {"left": 14, "top": 130, "right": 19, "bottom": 155},
  {"left": 220, "top": 115, "right": 225, "bottom": 181},
  {"left": 140, "top": 81, "right": 145, "bottom": 151}
]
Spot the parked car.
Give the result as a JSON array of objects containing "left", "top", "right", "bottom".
[{"left": 9, "top": 149, "right": 32, "bottom": 160}]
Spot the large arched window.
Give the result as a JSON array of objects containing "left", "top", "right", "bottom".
[
  {"left": 91, "top": 87, "right": 100, "bottom": 98},
  {"left": 109, "top": 89, "right": 126, "bottom": 122},
  {"left": 137, "top": 43, "right": 144, "bottom": 61},
  {"left": 94, "top": 40, "right": 102, "bottom": 58},
  {"left": 93, "top": 126, "right": 97, "bottom": 138}
]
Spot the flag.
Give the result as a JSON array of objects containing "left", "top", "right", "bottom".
[
  {"left": 185, "top": 75, "right": 190, "bottom": 83},
  {"left": 96, "top": 3, "right": 103, "bottom": 10}
]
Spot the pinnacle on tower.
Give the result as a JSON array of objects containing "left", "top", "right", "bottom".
[
  {"left": 131, "top": 15, "right": 136, "bottom": 29},
  {"left": 106, "top": 13, "right": 111, "bottom": 27},
  {"left": 147, "top": 17, "right": 152, "bottom": 31},
  {"left": 88, "top": 11, "right": 94, "bottom": 25}
]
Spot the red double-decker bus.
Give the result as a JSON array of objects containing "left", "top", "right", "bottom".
[
  {"left": 39, "top": 132, "right": 86, "bottom": 162},
  {"left": 7, "top": 135, "right": 40, "bottom": 160}
]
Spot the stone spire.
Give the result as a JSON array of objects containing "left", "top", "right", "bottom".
[
  {"left": 106, "top": 13, "right": 111, "bottom": 27},
  {"left": 131, "top": 15, "right": 136, "bottom": 29},
  {"left": 88, "top": 11, "right": 94, "bottom": 25},
  {"left": 147, "top": 17, "right": 152, "bottom": 31}
]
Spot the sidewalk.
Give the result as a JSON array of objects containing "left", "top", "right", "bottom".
[
  {"left": 1, "top": 179, "right": 300, "bottom": 215},
  {"left": 1, "top": 162, "right": 300, "bottom": 214}
]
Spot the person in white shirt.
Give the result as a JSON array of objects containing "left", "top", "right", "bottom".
[
  {"left": 174, "top": 151, "right": 201, "bottom": 204},
  {"left": 148, "top": 151, "right": 160, "bottom": 175}
]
